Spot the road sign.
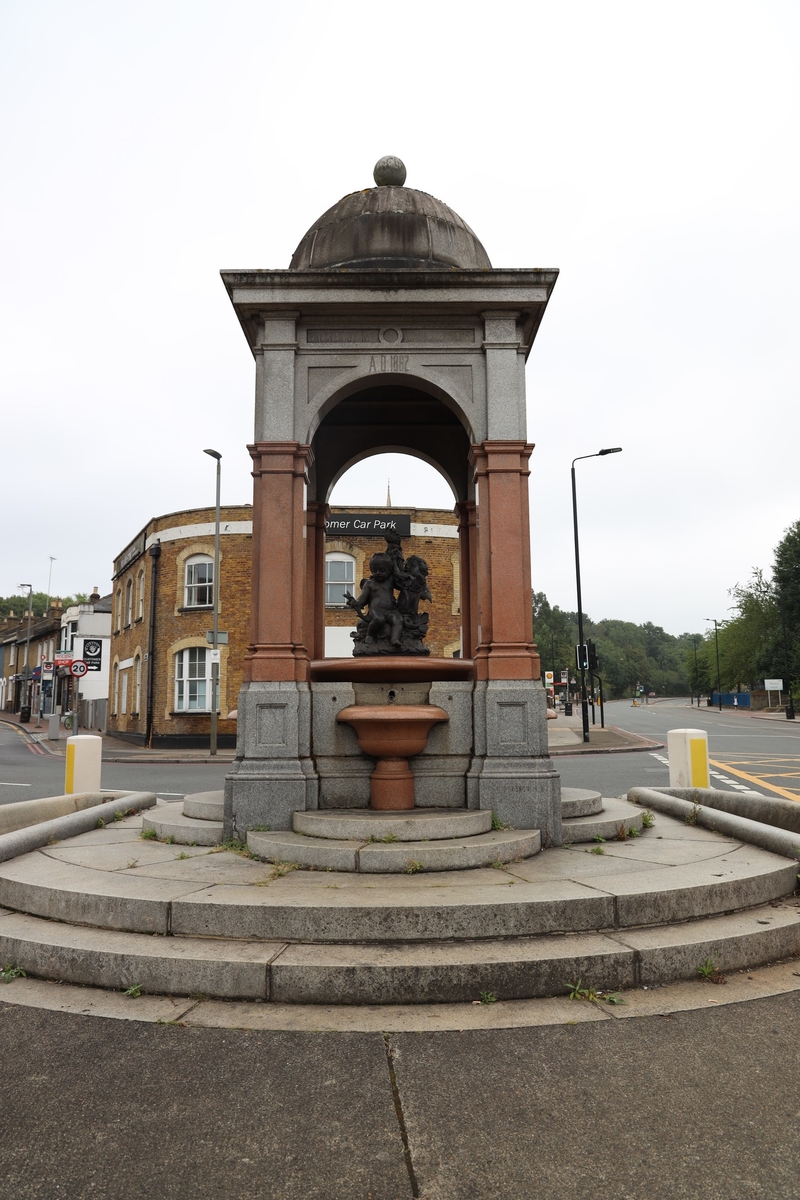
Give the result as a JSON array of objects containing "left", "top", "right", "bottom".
[
  {"left": 70, "top": 660, "right": 88, "bottom": 678},
  {"left": 764, "top": 679, "right": 783, "bottom": 691},
  {"left": 544, "top": 671, "right": 554, "bottom": 686},
  {"left": 561, "top": 670, "right": 568, "bottom": 684},
  {"left": 42, "top": 661, "right": 54, "bottom": 676}
]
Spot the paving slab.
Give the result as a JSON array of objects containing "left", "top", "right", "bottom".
[
  {"left": 390, "top": 993, "right": 800, "bottom": 1200},
  {"left": 0, "top": 1006, "right": 410, "bottom": 1200},
  {"left": 39, "top": 841, "right": 203, "bottom": 870}
]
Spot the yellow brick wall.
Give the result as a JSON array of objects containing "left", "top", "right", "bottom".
[{"left": 107, "top": 504, "right": 460, "bottom": 746}]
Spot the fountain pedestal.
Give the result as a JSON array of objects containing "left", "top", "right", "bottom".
[{"left": 336, "top": 705, "right": 448, "bottom": 810}]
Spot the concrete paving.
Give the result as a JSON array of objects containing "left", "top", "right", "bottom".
[{"left": 0, "top": 979, "right": 798, "bottom": 1198}]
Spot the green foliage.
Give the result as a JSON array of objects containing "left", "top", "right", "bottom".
[
  {"left": 641, "top": 811, "right": 655, "bottom": 829},
  {"left": 123, "top": 983, "right": 142, "bottom": 998},
  {"left": 140, "top": 828, "right": 157, "bottom": 840},
  {"left": 533, "top": 592, "right": 705, "bottom": 698},
  {"left": 478, "top": 990, "right": 497, "bottom": 1004},
  {"left": 405, "top": 860, "right": 424, "bottom": 874},
  {"left": 0, "top": 592, "right": 88, "bottom": 621},
  {"left": 1, "top": 963, "right": 27, "bottom": 983}
]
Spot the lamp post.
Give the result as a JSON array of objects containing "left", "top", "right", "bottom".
[
  {"left": 706, "top": 619, "right": 723, "bottom": 711},
  {"left": 571, "top": 447, "right": 622, "bottom": 742},
  {"left": 18, "top": 584, "right": 33, "bottom": 717},
  {"left": 204, "top": 449, "right": 222, "bottom": 756},
  {"left": 692, "top": 636, "right": 699, "bottom": 706},
  {"left": 777, "top": 591, "right": 796, "bottom": 721}
]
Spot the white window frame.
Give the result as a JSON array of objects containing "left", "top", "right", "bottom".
[
  {"left": 174, "top": 647, "right": 213, "bottom": 711},
  {"left": 325, "top": 552, "right": 356, "bottom": 608},
  {"left": 134, "top": 655, "right": 141, "bottom": 714},
  {"left": 124, "top": 579, "right": 133, "bottom": 627},
  {"left": 184, "top": 555, "right": 214, "bottom": 608},
  {"left": 115, "top": 589, "right": 122, "bottom": 633},
  {"left": 112, "top": 663, "right": 119, "bottom": 715},
  {"left": 137, "top": 569, "right": 145, "bottom": 620}
]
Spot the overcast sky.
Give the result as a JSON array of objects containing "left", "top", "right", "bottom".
[{"left": 1, "top": 1, "right": 797, "bottom": 635}]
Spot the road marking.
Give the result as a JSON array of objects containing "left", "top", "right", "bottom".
[
  {"left": 650, "top": 753, "right": 763, "bottom": 795},
  {"left": 0, "top": 782, "right": 32, "bottom": 787},
  {"left": 708, "top": 758, "right": 798, "bottom": 802}
]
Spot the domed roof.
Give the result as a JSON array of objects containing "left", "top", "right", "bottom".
[{"left": 289, "top": 158, "right": 491, "bottom": 272}]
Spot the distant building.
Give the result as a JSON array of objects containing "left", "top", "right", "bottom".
[
  {"left": 108, "top": 503, "right": 460, "bottom": 748},
  {"left": 0, "top": 604, "right": 63, "bottom": 716},
  {"left": 58, "top": 592, "right": 112, "bottom": 730}
]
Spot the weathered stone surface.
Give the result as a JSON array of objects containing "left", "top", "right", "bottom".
[
  {"left": 561, "top": 796, "right": 644, "bottom": 843},
  {"left": 293, "top": 807, "right": 492, "bottom": 842},
  {"left": 0, "top": 909, "right": 283, "bottom": 999},
  {"left": 560, "top": 788, "right": 603, "bottom": 819},
  {"left": 182, "top": 791, "right": 224, "bottom": 821},
  {"left": 270, "top": 933, "right": 634, "bottom": 1005},
  {"left": 616, "top": 903, "right": 800, "bottom": 985},
  {"left": 142, "top": 803, "right": 223, "bottom": 847},
  {"left": 358, "top": 829, "right": 540, "bottom": 874},
  {"left": 248, "top": 830, "right": 359, "bottom": 872}
]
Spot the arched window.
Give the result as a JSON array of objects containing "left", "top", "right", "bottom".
[
  {"left": 175, "top": 647, "right": 210, "bottom": 710},
  {"left": 325, "top": 553, "right": 356, "bottom": 607},
  {"left": 115, "top": 589, "right": 122, "bottom": 633},
  {"left": 137, "top": 569, "right": 145, "bottom": 620},
  {"left": 124, "top": 579, "right": 133, "bottom": 627},
  {"left": 184, "top": 555, "right": 214, "bottom": 608}
]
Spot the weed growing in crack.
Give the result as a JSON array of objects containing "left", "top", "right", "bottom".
[
  {"left": 641, "top": 811, "right": 655, "bottom": 829},
  {"left": 123, "top": 983, "right": 142, "bottom": 998},
  {"left": 1, "top": 963, "right": 26, "bottom": 983}
]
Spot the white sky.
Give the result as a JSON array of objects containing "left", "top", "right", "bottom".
[{"left": 1, "top": 1, "right": 797, "bottom": 634}]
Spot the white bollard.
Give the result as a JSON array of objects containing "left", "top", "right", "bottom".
[
  {"left": 65, "top": 734, "right": 102, "bottom": 795},
  {"left": 667, "top": 728, "right": 710, "bottom": 789}
]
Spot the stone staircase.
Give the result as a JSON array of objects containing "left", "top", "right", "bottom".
[{"left": 0, "top": 797, "right": 798, "bottom": 1006}]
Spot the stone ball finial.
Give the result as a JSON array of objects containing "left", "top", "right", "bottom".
[{"left": 373, "top": 156, "right": 407, "bottom": 187}]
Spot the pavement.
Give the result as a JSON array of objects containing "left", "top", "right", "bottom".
[{"left": 0, "top": 982, "right": 798, "bottom": 1198}]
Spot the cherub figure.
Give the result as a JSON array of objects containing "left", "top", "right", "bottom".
[
  {"left": 397, "top": 555, "right": 432, "bottom": 615},
  {"left": 344, "top": 552, "right": 403, "bottom": 648}
]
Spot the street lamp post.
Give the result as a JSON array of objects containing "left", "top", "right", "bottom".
[
  {"left": 18, "top": 584, "right": 33, "bottom": 717},
  {"left": 571, "top": 448, "right": 622, "bottom": 743},
  {"left": 706, "top": 619, "right": 723, "bottom": 711},
  {"left": 692, "top": 636, "right": 699, "bottom": 706},
  {"left": 777, "top": 596, "right": 795, "bottom": 721},
  {"left": 204, "top": 450, "right": 222, "bottom": 756}
]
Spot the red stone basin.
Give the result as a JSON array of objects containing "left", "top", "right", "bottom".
[{"left": 336, "top": 704, "right": 449, "bottom": 810}]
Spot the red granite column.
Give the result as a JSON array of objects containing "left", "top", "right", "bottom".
[
  {"left": 456, "top": 501, "right": 478, "bottom": 660},
  {"left": 245, "top": 442, "right": 311, "bottom": 683},
  {"left": 305, "top": 500, "right": 329, "bottom": 663},
  {"left": 470, "top": 442, "right": 540, "bottom": 682}
]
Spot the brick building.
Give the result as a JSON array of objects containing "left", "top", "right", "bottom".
[{"left": 108, "top": 504, "right": 460, "bottom": 748}]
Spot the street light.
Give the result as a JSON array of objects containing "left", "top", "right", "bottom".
[
  {"left": 18, "top": 584, "right": 33, "bottom": 718},
  {"left": 706, "top": 619, "right": 723, "bottom": 712},
  {"left": 204, "top": 450, "right": 222, "bottom": 756},
  {"left": 692, "top": 636, "right": 699, "bottom": 706},
  {"left": 571, "top": 447, "right": 622, "bottom": 742}
]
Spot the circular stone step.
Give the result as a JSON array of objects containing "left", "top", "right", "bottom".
[
  {"left": 248, "top": 827, "right": 540, "bottom": 873},
  {"left": 183, "top": 791, "right": 224, "bottom": 821},
  {"left": 294, "top": 808, "right": 492, "bottom": 842},
  {"left": 561, "top": 796, "right": 644, "bottom": 843},
  {"left": 142, "top": 802, "right": 223, "bottom": 846},
  {"left": 561, "top": 788, "right": 603, "bottom": 819}
]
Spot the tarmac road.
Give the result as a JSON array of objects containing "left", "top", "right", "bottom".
[
  {"left": 0, "top": 721, "right": 230, "bottom": 805},
  {"left": 555, "top": 698, "right": 800, "bottom": 802}
]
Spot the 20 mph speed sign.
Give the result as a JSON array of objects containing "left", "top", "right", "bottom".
[{"left": 70, "top": 660, "right": 89, "bottom": 678}]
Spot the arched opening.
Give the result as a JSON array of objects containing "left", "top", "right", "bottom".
[
  {"left": 309, "top": 383, "right": 473, "bottom": 505},
  {"left": 321, "top": 450, "right": 464, "bottom": 659}
]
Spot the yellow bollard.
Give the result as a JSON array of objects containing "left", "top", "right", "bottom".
[
  {"left": 667, "top": 728, "right": 710, "bottom": 789},
  {"left": 65, "top": 734, "right": 102, "bottom": 795}
]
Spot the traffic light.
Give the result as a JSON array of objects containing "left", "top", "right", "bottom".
[
  {"left": 587, "top": 640, "right": 598, "bottom": 671},
  {"left": 575, "top": 643, "right": 589, "bottom": 671}
]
